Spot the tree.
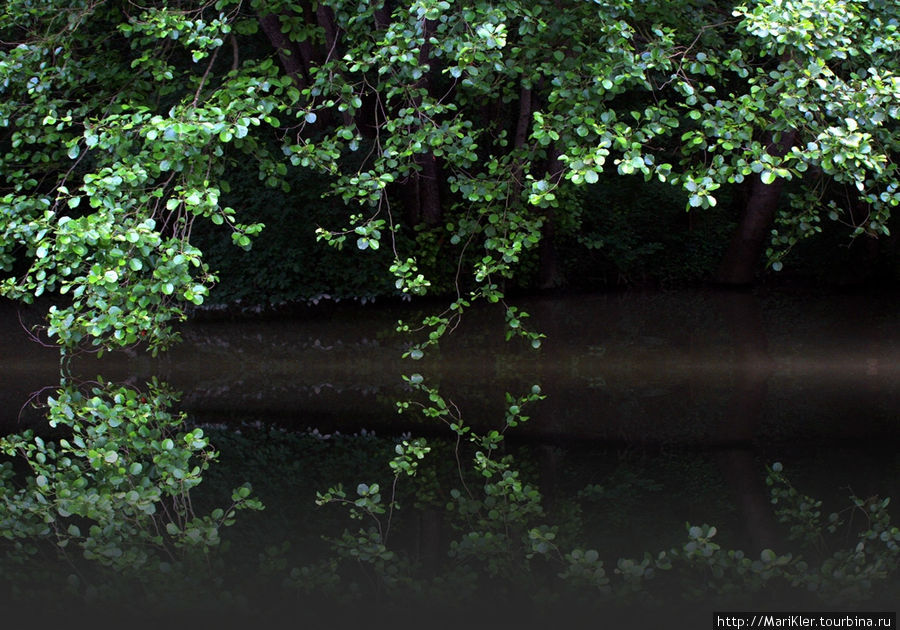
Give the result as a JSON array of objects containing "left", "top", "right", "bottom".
[
  {"left": 2, "top": 1, "right": 900, "bottom": 613},
  {"left": 675, "top": 0, "right": 900, "bottom": 283},
  {"left": 1, "top": 0, "right": 899, "bottom": 351}
]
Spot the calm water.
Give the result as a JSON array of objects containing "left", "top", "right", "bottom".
[
  {"left": 1, "top": 290, "right": 898, "bottom": 625},
  {"left": 6, "top": 290, "right": 899, "bottom": 442}
]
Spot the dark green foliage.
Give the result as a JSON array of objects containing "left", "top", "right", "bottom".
[
  {"left": 553, "top": 174, "right": 736, "bottom": 287},
  {"left": 1, "top": 0, "right": 899, "bottom": 621},
  {"left": 191, "top": 165, "right": 400, "bottom": 307},
  {"left": 0, "top": 381, "right": 262, "bottom": 615}
]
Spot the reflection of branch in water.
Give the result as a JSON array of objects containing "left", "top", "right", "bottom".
[{"left": 17, "top": 385, "right": 57, "bottom": 426}]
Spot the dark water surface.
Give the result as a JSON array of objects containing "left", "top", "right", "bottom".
[
  {"left": 1, "top": 289, "right": 898, "bottom": 626},
  {"left": 5, "top": 290, "right": 899, "bottom": 442}
]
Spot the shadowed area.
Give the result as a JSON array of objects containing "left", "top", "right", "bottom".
[{"left": 3, "top": 291, "right": 898, "bottom": 446}]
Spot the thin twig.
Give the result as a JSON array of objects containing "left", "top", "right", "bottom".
[{"left": 191, "top": 46, "right": 221, "bottom": 108}]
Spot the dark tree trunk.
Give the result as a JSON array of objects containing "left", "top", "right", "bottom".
[
  {"left": 715, "top": 130, "right": 797, "bottom": 285},
  {"left": 401, "top": 17, "right": 443, "bottom": 227},
  {"left": 316, "top": 4, "right": 339, "bottom": 59},
  {"left": 257, "top": 13, "right": 309, "bottom": 89},
  {"left": 403, "top": 153, "right": 442, "bottom": 226},
  {"left": 403, "top": 175, "right": 421, "bottom": 225},
  {"left": 374, "top": 5, "right": 391, "bottom": 30},
  {"left": 509, "top": 83, "right": 532, "bottom": 191},
  {"left": 514, "top": 86, "right": 532, "bottom": 151},
  {"left": 539, "top": 206, "right": 563, "bottom": 288},
  {"left": 402, "top": 153, "right": 442, "bottom": 226},
  {"left": 294, "top": 1, "right": 322, "bottom": 68},
  {"left": 538, "top": 148, "right": 565, "bottom": 288},
  {"left": 418, "top": 154, "right": 442, "bottom": 226}
]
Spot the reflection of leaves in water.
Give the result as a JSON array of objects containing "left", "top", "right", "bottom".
[
  {"left": 0, "top": 380, "right": 262, "bottom": 615},
  {"left": 3, "top": 416, "right": 898, "bottom": 618},
  {"left": 300, "top": 431, "right": 899, "bottom": 612},
  {"left": 578, "top": 469, "right": 664, "bottom": 502},
  {"left": 575, "top": 462, "right": 667, "bottom": 540}
]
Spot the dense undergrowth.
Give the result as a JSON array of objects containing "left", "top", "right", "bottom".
[{"left": 193, "top": 165, "right": 900, "bottom": 314}]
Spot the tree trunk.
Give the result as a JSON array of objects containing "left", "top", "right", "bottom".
[
  {"left": 257, "top": 13, "right": 308, "bottom": 89},
  {"left": 539, "top": 148, "right": 565, "bottom": 288},
  {"left": 316, "top": 4, "right": 339, "bottom": 60},
  {"left": 401, "top": 17, "right": 443, "bottom": 227},
  {"left": 715, "top": 131, "right": 797, "bottom": 285},
  {"left": 418, "top": 154, "right": 442, "bottom": 226}
]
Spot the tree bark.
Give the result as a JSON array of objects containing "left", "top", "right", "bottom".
[
  {"left": 715, "top": 130, "right": 797, "bottom": 285},
  {"left": 257, "top": 13, "right": 308, "bottom": 89},
  {"left": 509, "top": 83, "right": 532, "bottom": 193},
  {"left": 402, "top": 17, "right": 443, "bottom": 227},
  {"left": 514, "top": 86, "right": 532, "bottom": 151},
  {"left": 374, "top": 5, "right": 391, "bottom": 30},
  {"left": 539, "top": 148, "right": 565, "bottom": 288},
  {"left": 316, "top": 4, "right": 339, "bottom": 60},
  {"left": 401, "top": 153, "right": 442, "bottom": 226}
]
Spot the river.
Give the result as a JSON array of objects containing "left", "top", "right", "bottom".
[{"left": 1, "top": 289, "right": 898, "bottom": 625}]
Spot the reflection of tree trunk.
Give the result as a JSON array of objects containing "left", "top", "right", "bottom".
[
  {"left": 415, "top": 508, "right": 442, "bottom": 578},
  {"left": 713, "top": 291, "right": 781, "bottom": 553},
  {"left": 716, "top": 131, "right": 797, "bottom": 285},
  {"left": 538, "top": 443, "right": 562, "bottom": 510},
  {"left": 716, "top": 449, "right": 781, "bottom": 553}
]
